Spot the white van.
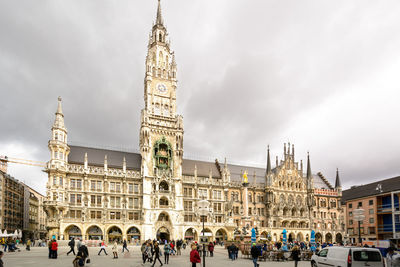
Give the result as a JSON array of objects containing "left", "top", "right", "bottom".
[{"left": 311, "top": 247, "right": 384, "bottom": 267}]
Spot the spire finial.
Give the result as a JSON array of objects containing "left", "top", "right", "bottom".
[{"left": 56, "top": 96, "right": 63, "bottom": 115}]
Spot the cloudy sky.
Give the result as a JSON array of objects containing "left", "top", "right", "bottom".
[{"left": 1, "top": 0, "right": 400, "bottom": 194}]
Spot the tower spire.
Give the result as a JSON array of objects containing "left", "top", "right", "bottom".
[
  {"left": 156, "top": 0, "right": 164, "bottom": 25},
  {"left": 266, "top": 145, "right": 271, "bottom": 175},
  {"left": 306, "top": 152, "right": 312, "bottom": 179},
  {"left": 53, "top": 96, "right": 66, "bottom": 130},
  {"left": 335, "top": 168, "right": 342, "bottom": 189}
]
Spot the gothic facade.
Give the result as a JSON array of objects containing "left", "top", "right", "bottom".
[{"left": 44, "top": 1, "right": 345, "bottom": 244}]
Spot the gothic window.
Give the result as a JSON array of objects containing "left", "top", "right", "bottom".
[
  {"left": 154, "top": 137, "right": 173, "bottom": 170},
  {"left": 158, "top": 213, "right": 169, "bottom": 221},
  {"left": 159, "top": 33, "right": 163, "bottom": 42},
  {"left": 159, "top": 197, "right": 169, "bottom": 207},
  {"left": 159, "top": 181, "right": 169, "bottom": 192},
  {"left": 164, "top": 105, "right": 169, "bottom": 116},
  {"left": 154, "top": 103, "right": 160, "bottom": 115}
]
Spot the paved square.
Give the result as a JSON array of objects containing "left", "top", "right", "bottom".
[{"left": 3, "top": 245, "right": 313, "bottom": 267}]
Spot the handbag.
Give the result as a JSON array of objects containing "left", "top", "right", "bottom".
[{"left": 86, "top": 258, "right": 90, "bottom": 264}]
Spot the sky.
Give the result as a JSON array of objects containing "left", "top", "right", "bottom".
[{"left": 1, "top": 0, "right": 400, "bottom": 194}]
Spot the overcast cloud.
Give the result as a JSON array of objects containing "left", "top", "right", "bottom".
[{"left": 1, "top": 0, "right": 400, "bottom": 194}]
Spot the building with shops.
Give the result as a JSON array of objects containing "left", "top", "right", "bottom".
[
  {"left": 43, "top": 0, "right": 345, "bottom": 244},
  {"left": 342, "top": 176, "right": 400, "bottom": 245},
  {"left": 0, "top": 158, "right": 47, "bottom": 239}
]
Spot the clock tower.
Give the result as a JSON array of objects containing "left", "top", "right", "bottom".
[{"left": 139, "top": 0, "right": 184, "bottom": 240}]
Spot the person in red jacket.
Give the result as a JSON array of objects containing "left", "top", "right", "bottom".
[
  {"left": 190, "top": 244, "right": 201, "bottom": 267},
  {"left": 208, "top": 242, "right": 214, "bottom": 257},
  {"left": 51, "top": 239, "right": 58, "bottom": 259}
]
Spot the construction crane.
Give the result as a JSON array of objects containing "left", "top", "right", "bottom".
[{"left": 0, "top": 156, "right": 46, "bottom": 168}]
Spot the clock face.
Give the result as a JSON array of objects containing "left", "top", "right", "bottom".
[{"left": 157, "top": 83, "right": 167, "bottom": 93}]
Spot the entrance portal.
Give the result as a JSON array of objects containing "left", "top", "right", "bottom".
[{"left": 157, "top": 227, "right": 170, "bottom": 242}]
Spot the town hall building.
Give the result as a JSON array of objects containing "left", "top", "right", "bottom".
[{"left": 44, "top": 0, "right": 345, "bottom": 244}]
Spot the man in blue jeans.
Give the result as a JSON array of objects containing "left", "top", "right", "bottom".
[{"left": 251, "top": 243, "right": 261, "bottom": 267}]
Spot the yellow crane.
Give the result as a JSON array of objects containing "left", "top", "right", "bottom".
[{"left": 0, "top": 156, "right": 46, "bottom": 168}]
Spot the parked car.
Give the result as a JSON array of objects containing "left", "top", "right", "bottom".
[{"left": 311, "top": 246, "right": 384, "bottom": 267}]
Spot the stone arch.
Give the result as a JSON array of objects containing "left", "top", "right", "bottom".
[
  {"left": 184, "top": 227, "right": 198, "bottom": 241},
  {"left": 86, "top": 225, "right": 103, "bottom": 240},
  {"left": 107, "top": 225, "right": 123, "bottom": 243},
  {"left": 335, "top": 233, "right": 343, "bottom": 243},
  {"left": 159, "top": 180, "right": 169, "bottom": 191},
  {"left": 290, "top": 221, "right": 298, "bottom": 228},
  {"left": 127, "top": 226, "right": 141, "bottom": 244},
  {"left": 260, "top": 231, "right": 268, "bottom": 239},
  {"left": 201, "top": 228, "right": 213, "bottom": 242},
  {"left": 291, "top": 207, "right": 297, "bottom": 217},
  {"left": 283, "top": 207, "right": 289, "bottom": 216},
  {"left": 157, "top": 226, "right": 170, "bottom": 242},
  {"left": 157, "top": 211, "right": 170, "bottom": 222},
  {"left": 315, "top": 232, "right": 323, "bottom": 243},
  {"left": 296, "top": 232, "right": 304, "bottom": 242},
  {"left": 325, "top": 232, "right": 333, "bottom": 243},
  {"left": 281, "top": 220, "right": 289, "bottom": 227},
  {"left": 288, "top": 232, "right": 295, "bottom": 243},
  {"left": 215, "top": 228, "right": 228, "bottom": 242},
  {"left": 300, "top": 208, "right": 306, "bottom": 217},
  {"left": 64, "top": 224, "right": 83, "bottom": 240},
  {"left": 159, "top": 196, "right": 169, "bottom": 207}
]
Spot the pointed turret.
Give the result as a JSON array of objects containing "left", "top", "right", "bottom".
[
  {"left": 53, "top": 97, "right": 66, "bottom": 131},
  {"left": 156, "top": 0, "right": 164, "bottom": 26},
  {"left": 306, "top": 152, "right": 313, "bottom": 190},
  {"left": 335, "top": 168, "right": 342, "bottom": 189},
  {"left": 266, "top": 146, "right": 271, "bottom": 175}
]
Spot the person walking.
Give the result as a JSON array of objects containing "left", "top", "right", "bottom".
[
  {"left": 190, "top": 244, "right": 201, "bottom": 267},
  {"left": 208, "top": 242, "right": 214, "bottom": 257},
  {"left": 151, "top": 242, "right": 163, "bottom": 266},
  {"left": 291, "top": 245, "right": 300, "bottom": 267},
  {"left": 112, "top": 241, "right": 118, "bottom": 259},
  {"left": 98, "top": 240, "right": 108, "bottom": 256},
  {"left": 26, "top": 239, "right": 31, "bottom": 251},
  {"left": 164, "top": 242, "right": 170, "bottom": 264},
  {"left": 76, "top": 238, "right": 82, "bottom": 252},
  {"left": 141, "top": 242, "right": 149, "bottom": 265},
  {"left": 51, "top": 239, "right": 58, "bottom": 259},
  {"left": 251, "top": 243, "right": 261, "bottom": 267},
  {"left": 67, "top": 238, "right": 76, "bottom": 256},
  {"left": 122, "top": 239, "right": 129, "bottom": 253}
]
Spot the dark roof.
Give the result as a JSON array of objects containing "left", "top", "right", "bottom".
[
  {"left": 228, "top": 164, "right": 265, "bottom": 184},
  {"left": 342, "top": 176, "right": 400, "bottom": 203},
  {"left": 182, "top": 159, "right": 220, "bottom": 178},
  {"left": 69, "top": 145, "right": 142, "bottom": 170}
]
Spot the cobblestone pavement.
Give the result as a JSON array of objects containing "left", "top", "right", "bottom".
[{"left": 3, "top": 245, "right": 313, "bottom": 267}]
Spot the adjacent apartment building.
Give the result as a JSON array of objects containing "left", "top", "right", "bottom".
[
  {"left": 342, "top": 176, "right": 400, "bottom": 246},
  {"left": 0, "top": 157, "right": 47, "bottom": 239}
]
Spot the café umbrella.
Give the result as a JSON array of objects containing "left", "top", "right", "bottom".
[
  {"left": 310, "top": 230, "right": 316, "bottom": 244},
  {"left": 282, "top": 229, "right": 287, "bottom": 243}
]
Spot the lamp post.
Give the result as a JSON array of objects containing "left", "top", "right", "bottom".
[
  {"left": 353, "top": 207, "right": 365, "bottom": 245},
  {"left": 198, "top": 198, "right": 210, "bottom": 267}
]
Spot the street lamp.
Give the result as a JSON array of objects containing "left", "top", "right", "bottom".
[
  {"left": 353, "top": 207, "right": 365, "bottom": 245},
  {"left": 198, "top": 198, "right": 210, "bottom": 267}
]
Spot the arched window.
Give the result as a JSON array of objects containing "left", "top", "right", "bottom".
[
  {"left": 159, "top": 197, "right": 169, "bottom": 207},
  {"left": 159, "top": 33, "right": 163, "bottom": 42},
  {"left": 159, "top": 181, "right": 169, "bottom": 191}
]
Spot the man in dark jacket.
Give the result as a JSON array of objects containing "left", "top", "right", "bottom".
[
  {"left": 78, "top": 242, "right": 89, "bottom": 263},
  {"left": 251, "top": 243, "right": 261, "bottom": 267},
  {"left": 122, "top": 239, "right": 129, "bottom": 253},
  {"left": 67, "top": 238, "right": 75, "bottom": 256}
]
